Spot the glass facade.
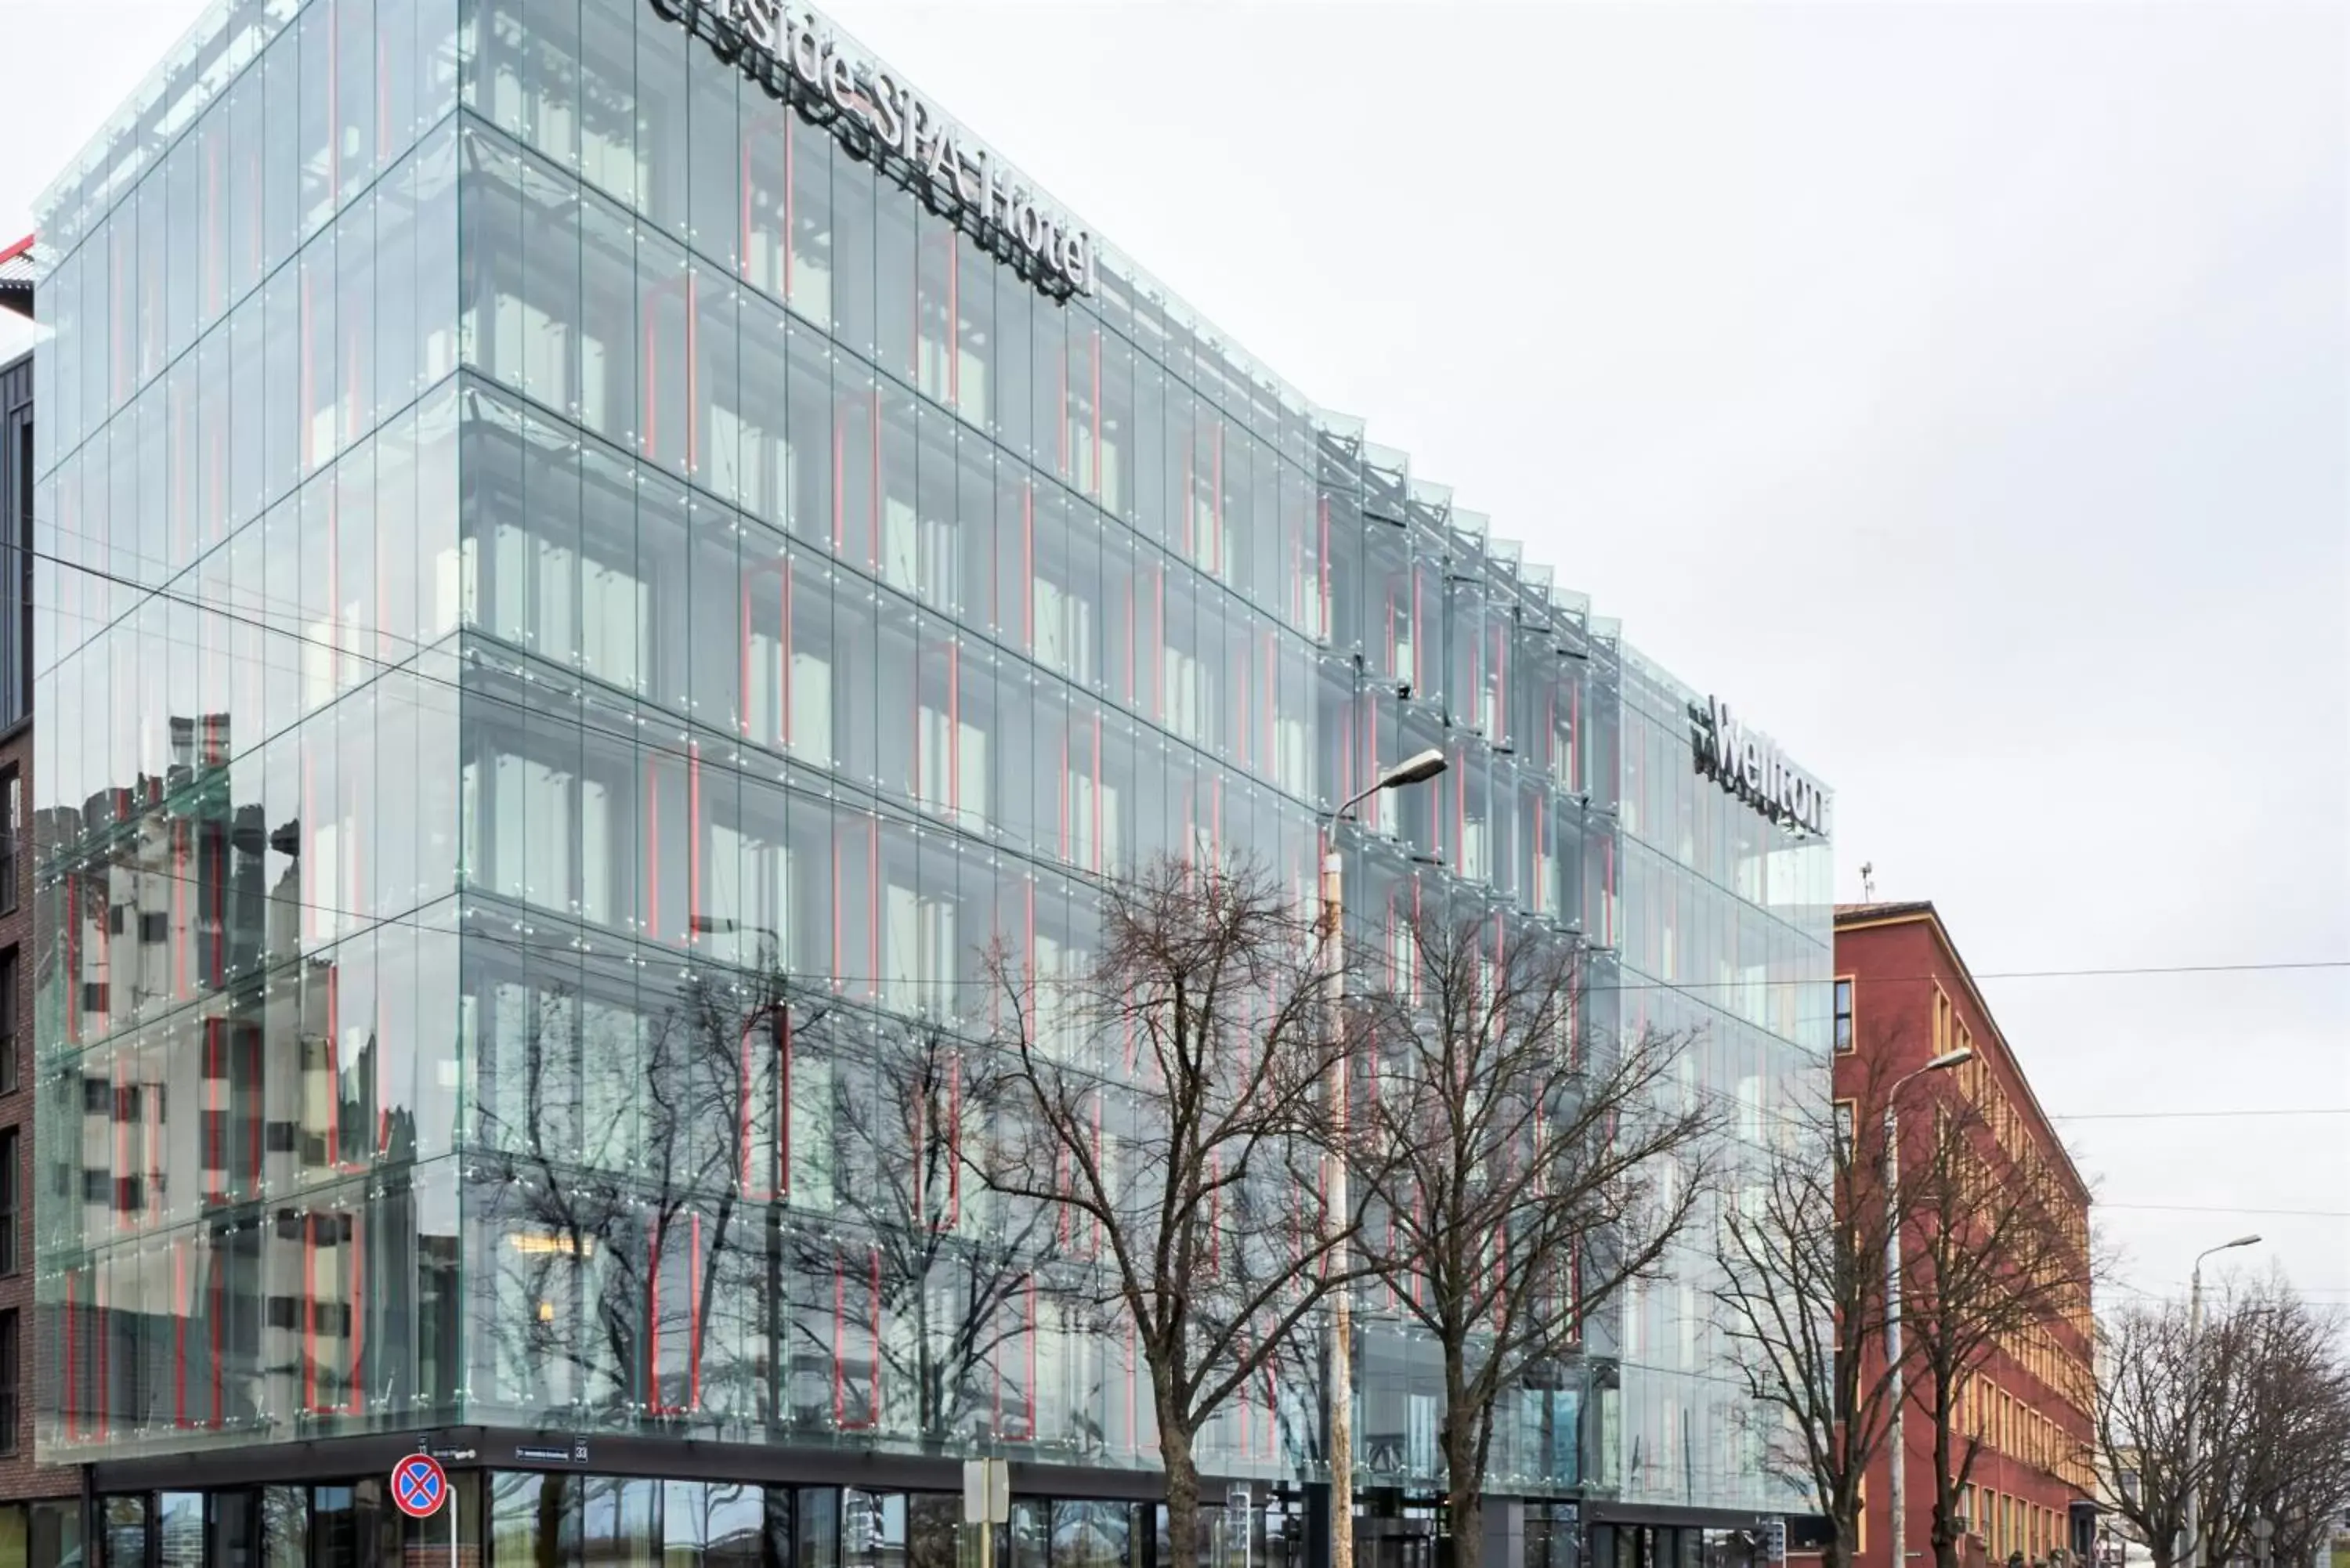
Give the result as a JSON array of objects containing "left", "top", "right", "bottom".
[{"left": 25, "top": 0, "right": 1832, "bottom": 1556}]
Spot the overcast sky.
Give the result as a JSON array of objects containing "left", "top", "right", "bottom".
[{"left": 2, "top": 0, "right": 2345, "bottom": 1310}]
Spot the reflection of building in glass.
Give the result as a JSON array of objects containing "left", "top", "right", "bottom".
[
  {"left": 2, "top": 269, "right": 83, "bottom": 1567},
  {"left": 27, "top": 1, "right": 1833, "bottom": 1563}
]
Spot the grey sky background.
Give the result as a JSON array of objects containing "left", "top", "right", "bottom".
[{"left": 2, "top": 0, "right": 2345, "bottom": 1311}]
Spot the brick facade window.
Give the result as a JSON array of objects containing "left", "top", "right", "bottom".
[
  {"left": 0, "top": 1307, "right": 16, "bottom": 1454},
  {"left": 0, "top": 1126, "right": 15, "bottom": 1274},
  {"left": 0, "top": 767, "right": 17, "bottom": 916},
  {"left": 0, "top": 946, "right": 16, "bottom": 1095}
]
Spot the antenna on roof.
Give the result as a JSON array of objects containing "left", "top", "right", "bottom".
[{"left": 1860, "top": 862, "right": 1876, "bottom": 901}]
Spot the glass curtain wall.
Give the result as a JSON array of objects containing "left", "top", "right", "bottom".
[
  {"left": 31, "top": 0, "right": 468, "bottom": 1461},
  {"left": 32, "top": 0, "right": 1831, "bottom": 1524}
]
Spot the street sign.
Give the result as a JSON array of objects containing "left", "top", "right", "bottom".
[
  {"left": 1765, "top": 1519, "right": 1788, "bottom": 1564},
  {"left": 392, "top": 1454, "right": 449, "bottom": 1520},
  {"left": 962, "top": 1459, "right": 1010, "bottom": 1524}
]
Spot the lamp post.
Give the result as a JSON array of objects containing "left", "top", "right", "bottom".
[
  {"left": 1321, "top": 747, "right": 1447, "bottom": 1568},
  {"left": 1884, "top": 1047, "right": 1975, "bottom": 1568},
  {"left": 2184, "top": 1234, "right": 2261, "bottom": 1568}
]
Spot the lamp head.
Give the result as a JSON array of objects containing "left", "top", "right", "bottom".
[
  {"left": 1925, "top": 1048, "right": 1975, "bottom": 1072},
  {"left": 1379, "top": 749, "right": 1448, "bottom": 790},
  {"left": 2225, "top": 1234, "right": 2262, "bottom": 1250}
]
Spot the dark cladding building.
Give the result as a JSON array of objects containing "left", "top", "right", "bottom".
[
  {"left": 26, "top": 2, "right": 1835, "bottom": 1565},
  {"left": 2, "top": 238, "right": 77, "bottom": 1561}
]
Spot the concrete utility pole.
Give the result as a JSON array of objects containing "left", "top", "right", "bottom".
[
  {"left": 1321, "top": 748, "right": 1446, "bottom": 1568},
  {"left": 2184, "top": 1235, "right": 2261, "bottom": 1568}
]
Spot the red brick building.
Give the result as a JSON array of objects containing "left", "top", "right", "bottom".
[{"left": 1834, "top": 902, "right": 2095, "bottom": 1568}]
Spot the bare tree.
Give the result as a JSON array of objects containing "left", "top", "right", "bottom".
[
  {"left": 2097, "top": 1302, "right": 2194, "bottom": 1568},
  {"left": 986, "top": 854, "right": 1366, "bottom": 1568},
  {"left": 1902, "top": 1093, "right": 2095, "bottom": 1568},
  {"left": 1714, "top": 1051, "right": 1911, "bottom": 1568},
  {"left": 1352, "top": 912, "right": 1716, "bottom": 1568},
  {"left": 2097, "top": 1277, "right": 2350, "bottom": 1568}
]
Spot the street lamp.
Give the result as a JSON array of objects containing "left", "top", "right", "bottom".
[
  {"left": 1885, "top": 1046, "right": 1975, "bottom": 1568},
  {"left": 1321, "top": 747, "right": 1448, "bottom": 1568},
  {"left": 2184, "top": 1234, "right": 2261, "bottom": 1568}
]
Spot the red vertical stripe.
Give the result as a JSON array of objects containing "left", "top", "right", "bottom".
[
  {"left": 867, "top": 818, "right": 880, "bottom": 1001},
  {"left": 346, "top": 1215, "right": 364, "bottom": 1416},
  {"left": 686, "top": 269, "right": 700, "bottom": 473}
]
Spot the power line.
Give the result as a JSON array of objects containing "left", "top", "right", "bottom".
[
  {"left": 2097, "top": 1202, "right": 2350, "bottom": 1220},
  {"left": 23, "top": 538, "right": 2350, "bottom": 1004},
  {"left": 2051, "top": 1107, "right": 2350, "bottom": 1122}
]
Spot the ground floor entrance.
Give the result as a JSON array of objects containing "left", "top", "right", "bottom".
[{"left": 42, "top": 1438, "right": 1762, "bottom": 1568}]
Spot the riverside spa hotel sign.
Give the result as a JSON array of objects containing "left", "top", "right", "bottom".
[
  {"left": 649, "top": 0, "right": 1099, "bottom": 301},
  {"left": 1688, "top": 696, "right": 1830, "bottom": 838}
]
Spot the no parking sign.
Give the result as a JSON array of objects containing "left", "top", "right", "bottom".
[{"left": 392, "top": 1453, "right": 449, "bottom": 1519}]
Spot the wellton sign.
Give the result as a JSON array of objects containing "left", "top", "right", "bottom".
[
  {"left": 649, "top": 0, "right": 1097, "bottom": 301},
  {"left": 1688, "top": 697, "right": 1831, "bottom": 837}
]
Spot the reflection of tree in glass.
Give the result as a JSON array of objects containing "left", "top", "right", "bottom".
[
  {"left": 472, "top": 965, "right": 825, "bottom": 1427},
  {"left": 787, "top": 1010, "right": 1076, "bottom": 1448}
]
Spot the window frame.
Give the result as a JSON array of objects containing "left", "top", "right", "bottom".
[
  {"left": 0, "top": 948, "right": 15, "bottom": 1096},
  {"left": 0, "top": 767, "right": 16, "bottom": 916},
  {"left": 1832, "top": 974, "right": 1855, "bottom": 1053},
  {"left": 0, "top": 1125, "right": 16, "bottom": 1276},
  {"left": 0, "top": 1307, "right": 16, "bottom": 1455}
]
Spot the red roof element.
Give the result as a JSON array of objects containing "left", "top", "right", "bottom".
[{"left": 0, "top": 234, "right": 34, "bottom": 267}]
